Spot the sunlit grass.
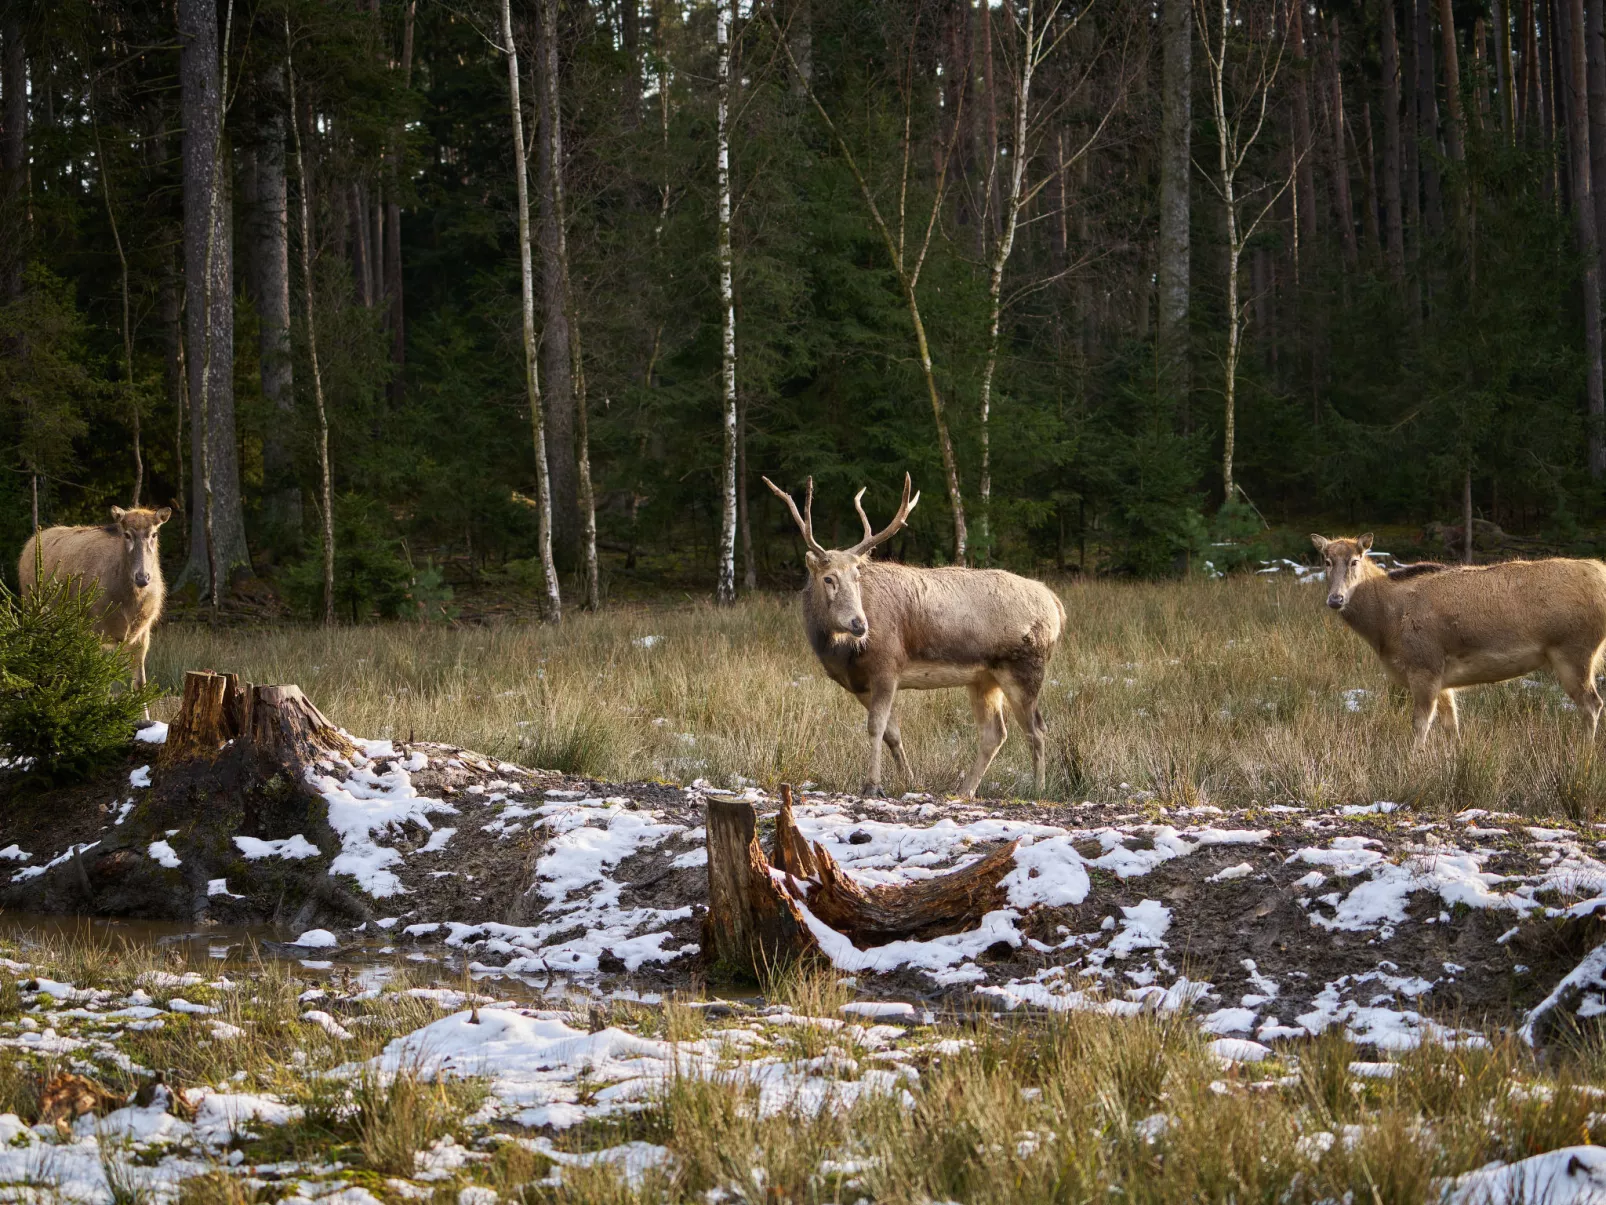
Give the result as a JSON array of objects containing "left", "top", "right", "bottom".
[{"left": 149, "top": 577, "right": 1606, "bottom": 815}]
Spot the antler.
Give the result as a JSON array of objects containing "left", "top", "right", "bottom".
[
  {"left": 847, "top": 473, "right": 920, "bottom": 556},
  {"left": 761, "top": 476, "right": 828, "bottom": 557}
]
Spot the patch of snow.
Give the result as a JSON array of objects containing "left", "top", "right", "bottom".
[
  {"left": 235, "top": 834, "right": 321, "bottom": 860},
  {"left": 134, "top": 721, "right": 169, "bottom": 744},
  {"left": 129, "top": 764, "right": 152, "bottom": 788},
  {"left": 147, "top": 840, "right": 181, "bottom": 869},
  {"left": 294, "top": 929, "right": 339, "bottom": 949}
]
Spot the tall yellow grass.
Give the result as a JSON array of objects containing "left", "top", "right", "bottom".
[{"left": 150, "top": 576, "right": 1606, "bottom": 816}]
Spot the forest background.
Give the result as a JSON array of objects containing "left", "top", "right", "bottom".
[{"left": 0, "top": 0, "right": 1597, "bottom": 620}]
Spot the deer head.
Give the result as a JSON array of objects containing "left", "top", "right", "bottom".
[
  {"left": 112, "top": 506, "right": 171, "bottom": 592},
  {"left": 1310, "top": 532, "right": 1374, "bottom": 610},
  {"left": 762, "top": 474, "right": 920, "bottom": 641}
]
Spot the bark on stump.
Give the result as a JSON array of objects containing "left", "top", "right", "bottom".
[
  {"left": 703, "top": 784, "right": 1019, "bottom": 980},
  {"left": 161, "top": 669, "right": 357, "bottom": 770}
]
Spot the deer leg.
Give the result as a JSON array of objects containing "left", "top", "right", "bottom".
[
  {"left": 882, "top": 709, "right": 914, "bottom": 782},
  {"left": 1408, "top": 673, "right": 1442, "bottom": 751},
  {"left": 862, "top": 683, "right": 898, "bottom": 797},
  {"left": 958, "top": 682, "right": 1008, "bottom": 799},
  {"left": 1549, "top": 645, "right": 1605, "bottom": 738},
  {"left": 1436, "top": 690, "right": 1460, "bottom": 738},
  {"left": 997, "top": 671, "right": 1048, "bottom": 798}
]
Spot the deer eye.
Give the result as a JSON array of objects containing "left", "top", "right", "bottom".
[{"left": 824, "top": 575, "right": 836, "bottom": 586}]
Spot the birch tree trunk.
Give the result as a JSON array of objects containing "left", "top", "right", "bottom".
[
  {"left": 257, "top": 61, "right": 300, "bottom": 543},
  {"left": 715, "top": 0, "right": 739, "bottom": 605},
  {"left": 1157, "top": 0, "right": 1192, "bottom": 398},
  {"left": 285, "top": 35, "right": 334, "bottom": 628},
  {"left": 536, "top": 4, "right": 578, "bottom": 566},
  {"left": 179, "top": 0, "right": 249, "bottom": 603},
  {"left": 538, "top": 0, "right": 599, "bottom": 610},
  {"left": 501, "top": 0, "right": 562, "bottom": 621},
  {"left": 1381, "top": 0, "right": 1407, "bottom": 278}
]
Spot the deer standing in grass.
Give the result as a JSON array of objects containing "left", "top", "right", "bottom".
[
  {"left": 18, "top": 507, "right": 171, "bottom": 690},
  {"left": 1312, "top": 533, "right": 1606, "bottom": 747},
  {"left": 764, "top": 474, "right": 1065, "bottom": 798}
]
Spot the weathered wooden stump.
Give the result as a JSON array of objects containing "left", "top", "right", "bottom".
[
  {"left": 703, "top": 784, "right": 1020, "bottom": 979},
  {"left": 162, "top": 670, "right": 357, "bottom": 770}
]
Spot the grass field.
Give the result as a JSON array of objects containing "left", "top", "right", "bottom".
[
  {"left": 149, "top": 574, "right": 1606, "bottom": 818},
  {"left": 1, "top": 935, "right": 1605, "bottom": 1204}
]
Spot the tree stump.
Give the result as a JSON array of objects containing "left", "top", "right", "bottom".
[
  {"left": 162, "top": 670, "right": 357, "bottom": 771},
  {"left": 703, "top": 784, "right": 1020, "bottom": 980}
]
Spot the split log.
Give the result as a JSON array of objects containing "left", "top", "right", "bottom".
[{"left": 704, "top": 784, "right": 1019, "bottom": 979}]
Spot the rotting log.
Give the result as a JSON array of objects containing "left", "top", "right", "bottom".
[{"left": 703, "top": 783, "right": 1019, "bottom": 979}]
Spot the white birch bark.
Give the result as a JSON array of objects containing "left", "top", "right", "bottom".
[
  {"left": 716, "top": 0, "right": 739, "bottom": 604},
  {"left": 285, "top": 26, "right": 334, "bottom": 627},
  {"left": 501, "top": 0, "right": 562, "bottom": 621}
]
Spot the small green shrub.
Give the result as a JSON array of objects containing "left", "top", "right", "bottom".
[
  {"left": 281, "top": 496, "right": 455, "bottom": 624},
  {"left": 0, "top": 576, "right": 158, "bottom": 783}
]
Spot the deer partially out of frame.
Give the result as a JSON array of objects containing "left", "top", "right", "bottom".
[{"left": 764, "top": 474, "right": 1065, "bottom": 798}]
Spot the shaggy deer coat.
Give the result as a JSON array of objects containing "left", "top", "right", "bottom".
[
  {"left": 767, "top": 475, "right": 1065, "bottom": 798},
  {"left": 19, "top": 507, "right": 170, "bottom": 690},
  {"left": 1312, "top": 533, "right": 1606, "bottom": 746}
]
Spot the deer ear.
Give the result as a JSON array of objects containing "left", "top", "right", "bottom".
[
  {"left": 154, "top": 508, "right": 172, "bottom": 525},
  {"left": 1309, "top": 534, "right": 1329, "bottom": 551},
  {"left": 1357, "top": 532, "right": 1374, "bottom": 552},
  {"left": 110, "top": 506, "right": 126, "bottom": 522}
]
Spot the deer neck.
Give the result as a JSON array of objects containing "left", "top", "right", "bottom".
[{"left": 1339, "top": 565, "right": 1393, "bottom": 648}]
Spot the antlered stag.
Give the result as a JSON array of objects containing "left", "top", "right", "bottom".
[
  {"left": 19, "top": 506, "right": 171, "bottom": 690},
  {"left": 1312, "top": 532, "right": 1606, "bottom": 747},
  {"left": 764, "top": 474, "right": 1065, "bottom": 798}
]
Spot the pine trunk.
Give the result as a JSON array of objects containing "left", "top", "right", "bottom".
[
  {"left": 1157, "top": 0, "right": 1192, "bottom": 393},
  {"left": 179, "top": 0, "right": 249, "bottom": 601},
  {"left": 1587, "top": 0, "right": 1606, "bottom": 255},
  {"left": 286, "top": 43, "right": 336, "bottom": 627},
  {"left": 1328, "top": 19, "right": 1359, "bottom": 267},
  {"left": 1439, "top": 0, "right": 1466, "bottom": 163},
  {"left": 1290, "top": 0, "right": 1319, "bottom": 255},
  {"left": 1382, "top": 0, "right": 1408, "bottom": 278},
  {"left": 1418, "top": 0, "right": 1444, "bottom": 237},
  {"left": 536, "top": 3, "right": 579, "bottom": 568},
  {"left": 1, "top": 18, "right": 25, "bottom": 301},
  {"left": 257, "top": 61, "right": 300, "bottom": 544},
  {"left": 1567, "top": 0, "right": 1606, "bottom": 475}
]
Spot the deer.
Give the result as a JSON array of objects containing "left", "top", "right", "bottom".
[
  {"left": 19, "top": 506, "right": 171, "bottom": 691},
  {"left": 1312, "top": 532, "right": 1606, "bottom": 748},
  {"left": 763, "top": 474, "right": 1065, "bottom": 799}
]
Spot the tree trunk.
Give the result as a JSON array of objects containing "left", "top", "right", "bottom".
[
  {"left": 738, "top": 397, "right": 755, "bottom": 591},
  {"left": 161, "top": 262, "right": 186, "bottom": 535},
  {"left": 92, "top": 94, "right": 140, "bottom": 506},
  {"left": 1405, "top": 0, "right": 1424, "bottom": 260},
  {"left": 1463, "top": 464, "right": 1475, "bottom": 563},
  {"left": 536, "top": 3, "right": 579, "bottom": 568},
  {"left": 715, "top": 0, "right": 738, "bottom": 606},
  {"left": 1, "top": 17, "right": 25, "bottom": 302},
  {"left": 256, "top": 61, "right": 300, "bottom": 545},
  {"left": 351, "top": 182, "right": 372, "bottom": 307},
  {"left": 501, "top": 0, "right": 562, "bottom": 622},
  {"left": 179, "top": 0, "right": 249, "bottom": 601},
  {"left": 286, "top": 40, "right": 336, "bottom": 627},
  {"left": 1418, "top": 0, "right": 1444, "bottom": 238},
  {"left": 1382, "top": 0, "right": 1408, "bottom": 278},
  {"left": 386, "top": 1, "right": 414, "bottom": 405},
  {"left": 1157, "top": 0, "right": 1192, "bottom": 395},
  {"left": 1587, "top": 0, "right": 1606, "bottom": 255},
  {"left": 1359, "top": 101, "right": 1383, "bottom": 261},
  {"left": 1566, "top": 0, "right": 1606, "bottom": 475},
  {"left": 621, "top": 0, "right": 640, "bottom": 127},
  {"left": 1439, "top": 0, "right": 1467, "bottom": 163},
  {"left": 1493, "top": 0, "right": 1514, "bottom": 133},
  {"left": 537, "top": 0, "right": 599, "bottom": 610},
  {"left": 1290, "top": 0, "right": 1319, "bottom": 256},
  {"left": 163, "top": 670, "right": 358, "bottom": 771},
  {"left": 1328, "top": 19, "right": 1359, "bottom": 267}
]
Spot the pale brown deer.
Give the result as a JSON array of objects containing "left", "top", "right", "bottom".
[
  {"left": 19, "top": 507, "right": 171, "bottom": 691},
  {"left": 764, "top": 474, "right": 1065, "bottom": 798},
  {"left": 1312, "top": 533, "right": 1606, "bottom": 747}
]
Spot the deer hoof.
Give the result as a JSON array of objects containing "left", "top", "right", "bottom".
[{"left": 861, "top": 782, "right": 885, "bottom": 799}]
